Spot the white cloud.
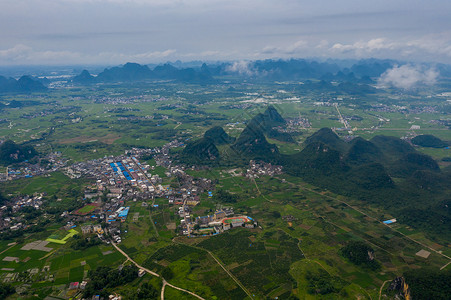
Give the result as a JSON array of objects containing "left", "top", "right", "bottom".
[
  {"left": 377, "top": 65, "right": 439, "bottom": 89},
  {"left": 0, "top": 44, "right": 175, "bottom": 65},
  {"left": 225, "top": 61, "right": 256, "bottom": 76},
  {"left": 329, "top": 37, "right": 451, "bottom": 62},
  {"left": 331, "top": 38, "right": 397, "bottom": 54},
  {"left": 96, "top": 49, "right": 176, "bottom": 62},
  {"left": 316, "top": 40, "right": 329, "bottom": 49}
]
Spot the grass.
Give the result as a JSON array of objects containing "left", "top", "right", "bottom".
[
  {"left": 2, "top": 82, "right": 451, "bottom": 298},
  {"left": 46, "top": 229, "right": 78, "bottom": 244},
  {"left": 74, "top": 204, "right": 99, "bottom": 215},
  {"left": 68, "top": 266, "right": 84, "bottom": 282},
  {"left": 0, "top": 171, "right": 72, "bottom": 196}
]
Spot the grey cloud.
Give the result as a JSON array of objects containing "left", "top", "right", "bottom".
[
  {"left": 0, "top": 44, "right": 176, "bottom": 65},
  {"left": 0, "top": 0, "right": 451, "bottom": 65}
]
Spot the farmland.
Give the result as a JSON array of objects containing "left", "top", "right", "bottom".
[{"left": 0, "top": 73, "right": 450, "bottom": 299}]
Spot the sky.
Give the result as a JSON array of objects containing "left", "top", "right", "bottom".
[{"left": 0, "top": 0, "right": 451, "bottom": 66}]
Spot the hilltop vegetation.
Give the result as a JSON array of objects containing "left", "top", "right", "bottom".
[
  {"left": 340, "top": 241, "right": 381, "bottom": 270},
  {"left": 0, "top": 75, "right": 47, "bottom": 93},
  {"left": 181, "top": 107, "right": 287, "bottom": 163},
  {"left": 412, "top": 134, "right": 448, "bottom": 148},
  {"left": 403, "top": 268, "right": 451, "bottom": 300},
  {"left": 180, "top": 106, "right": 451, "bottom": 239},
  {"left": 279, "top": 129, "right": 451, "bottom": 238},
  {"left": 232, "top": 122, "right": 279, "bottom": 158},
  {"left": 203, "top": 126, "right": 235, "bottom": 145},
  {"left": 303, "top": 127, "right": 349, "bottom": 152},
  {"left": 181, "top": 137, "right": 219, "bottom": 162},
  {"left": 0, "top": 140, "right": 38, "bottom": 166}
]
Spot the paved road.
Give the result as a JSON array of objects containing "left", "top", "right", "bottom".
[
  {"left": 111, "top": 242, "right": 205, "bottom": 300},
  {"left": 161, "top": 281, "right": 166, "bottom": 299},
  {"left": 111, "top": 242, "right": 159, "bottom": 277}
]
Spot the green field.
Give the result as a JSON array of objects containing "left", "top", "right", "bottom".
[
  {"left": 1, "top": 78, "right": 450, "bottom": 299},
  {"left": 74, "top": 204, "right": 98, "bottom": 215},
  {"left": 46, "top": 229, "right": 79, "bottom": 245}
]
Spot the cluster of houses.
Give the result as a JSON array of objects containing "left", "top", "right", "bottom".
[
  {"left": 0, "top": 193, "right": 45, "bottom": 231},
  {"left": 285, "top": 116, "right": 311, "bottom": 130},
  {"left": 246, "top": 160, "right": 283, "bottom": 178},
  {"left": 65, "top": 155, "right": 159, "bottom": 191},
  {"left": 178, "top": 206, "right": 257, "bottom": 237},
  {"left": 61, "top": 140, "right": 214, "bottom": 242},
  {"left": 0, "top": 152, "right": 68, "bottom": 181}
]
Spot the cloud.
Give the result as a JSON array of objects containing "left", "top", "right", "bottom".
[
  {"left": 329, "top": 36, "right": 451, "bottom": 62},
  {"left": 0, "top": 44, "right": 175, "bottom": 65},
  {"left": 225, "top": 61, "right": 256, "bottom": 76},
  {"left": 261, "top": 40, "right": 308, "bottom": 55},
  {"left": 331, "top": 38, "right": 397, "bottom": 54},
  {"left": 96, "top": 49, "right": 176, "bottom": 62},
  {"left": 377, "top": 65, "right": 439, "bottom": 89}
]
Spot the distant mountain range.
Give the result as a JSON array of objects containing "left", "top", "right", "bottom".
[
  {"left": 4, "top": 58, "right": 451, "bottom": 88},
  {"left": 0, "top": 75, "right": 47, "bottom": 93},
  {"left": 73, "top": 60, "right": 390, "bottom": 84},
  {"left": 73, "top": 62, "right": 214, "bottom": 84}
]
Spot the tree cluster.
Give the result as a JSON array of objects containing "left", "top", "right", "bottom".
[
  {"left": 403, "top": 268, "right": 451, "bottom": 300},
  {"left": 214, "top": 189, "right": 239, "bottom": 203},
  {"left": 340, "top": 241, "right": 380, "bottom": 270},
  {"left": 0, "top": 282, "right": 14, "bottom": 298},
  {"left": 71, "top": 235, "right": 101, "bottom": 251},
  {"left": 83, "top": 265, "right": 138, "bottom": 297}
]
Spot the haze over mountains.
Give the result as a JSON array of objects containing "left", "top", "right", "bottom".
[
  {"left": 1, "top": 58, "right": 451, "bottom": 93},
  {"left": 73, "top": 62, "right": 214, "bottom": 84},
  {"left": 0, "top": 75, "right": 47, "bottom": 93},
  {"left": 73, "top": 58, "right": 451, "bottom": 85}
]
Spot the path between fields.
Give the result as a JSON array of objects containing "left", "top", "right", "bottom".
[
  {"left": 275, "top": 176, "right": 451, "bottom": 268},
  {"left": 379, "top": 280, "right": 391, "bottom": 300},
  {"left": 0, "top": 242, "right": 17, "bottom": 255},
  {"left": 173, "top": 240, "right": 254, "bottom": 300},
  {"left": 251, "top": 177, "right": 273, "bottom": 202},
  {"left": 298, "top": 241, "right": 373, "bottom": 300},
  {"left": 111, "top": 242, "right": 205, "bottom": 300},
  {"left": 297, "top": 242, "right": 330, "bottom": 275},
  {"left": 150, "top": 198, "right": 159, "bottom": 237}
]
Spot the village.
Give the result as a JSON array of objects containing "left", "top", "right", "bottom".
[
  {"left": 0, "top": 138, "right": 273, "bottom": 298},
  {"left": 0, "top": 151, "right": 68, "bottom": 181},
  {"left": 0, "top": 139, "right": 267, "bottom": 246}
]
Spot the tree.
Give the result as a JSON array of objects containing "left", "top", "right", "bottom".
[
  {"left": 340, "top": 241, "right": 380, "bottom": 270},
  {"left": 214, "top": 189, "right": 239, "bottom": 203},
  {"left": 0, "top": 282, "right": 15, "bottom": 298},
  {"left": 161, "top": 267, "right": 174, "bottom": 280}
]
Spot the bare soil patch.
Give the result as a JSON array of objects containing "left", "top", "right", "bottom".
[{"left": 59, "top": 134, "right": 120, "bottom": 145}]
